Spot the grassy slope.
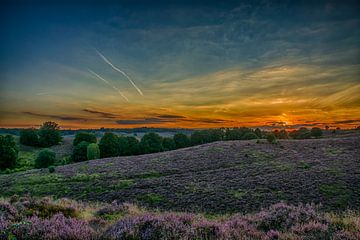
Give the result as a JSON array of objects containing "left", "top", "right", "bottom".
[{"left": 1, "top": 136, "right": 359, "bottom": 214}]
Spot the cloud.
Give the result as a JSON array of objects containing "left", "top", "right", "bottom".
[
  {"left": 83, "top": 109, "right": 119, "bottom": 119},
  {"left": 333, "top": 119, "right": 360, "bottom": 124},
  {"left": 23, "top": 111, "right": 87, "bottom": 122},
  {"left": 116, "top": 118, "right": 173, "bottom": 125},
  {"left": 157, "top": 114, "right": 187, "bottom": 119}
]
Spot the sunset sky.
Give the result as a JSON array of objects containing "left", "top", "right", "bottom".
[{"left": 0, "top": 1, "right": 359, "bottom": 129}]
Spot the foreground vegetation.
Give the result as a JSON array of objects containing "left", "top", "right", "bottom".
[{"left": 1, "top": 196, "right": 359, "bottom": 240}]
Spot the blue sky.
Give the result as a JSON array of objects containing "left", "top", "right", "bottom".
[{"left": 0, "top": 1, "right": 359, "bottom": 128}]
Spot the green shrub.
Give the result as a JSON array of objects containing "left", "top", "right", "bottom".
[
  {"left": 72, "top": 141, "right": 90, "bottom": 162},
  {"left": 20, "top": 128, "right": 39, "bottom": 146},
  {"left": 35, "top": 149, "right": 56, "bottom": 168},
  {"left": 73, "top": 132, "right": 97, "bottom": 146},
  {"left": 254, "top": 128, "right": 262, "bottom": 138},
  {"left": 242, "top": 132, "right": 258, "bottom": 140},
  {"left": 173, "top": 133, "right": 190, "bottom": 149},
  {"left": 87, "top": 143, "right": 100, "bottom": 160},
  {"left": 124, "top": 136, "right": 140, "bottom": 155},
  {"left": 48, "top": 165, "right": 55, "bottom": 173},
  {"left": 162, "top": 137, "right": 176, "bottom": 151},
  {"left": 0, "top": 135, "right": 18, "bottom": 170},
  {"left": 99, "top": 133, "right": 119, "bottom": 158},
  {"left": 290, "top": 127, "right": 311, "bottom": 139},
  {"left": 140, "top": 133, "right": 163, "bottom": 154},
  {"left": 311, "top": 127, "right": 323, "bottom": 138},
  {"left": 267, "top": 133, "right": 277, "bottom": 144},
  {"left": 38, "top": 121, "right": 62, "bottom": 147}
]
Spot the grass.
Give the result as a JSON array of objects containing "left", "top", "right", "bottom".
[
  {"left": 137, "top": 193, "right": 164, "bottom": 204},
  {"left": 230, "top": 189, "right": 247, "bottom": 199}
]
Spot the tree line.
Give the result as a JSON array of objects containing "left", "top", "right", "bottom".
[{"left": 1, "top": 121, "right": 326, "bottom": 171}]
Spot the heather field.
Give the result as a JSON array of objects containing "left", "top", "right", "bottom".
[
  {"left": 1, "top": 196, "right": 360, "bottom": 240},
  {"left": 1, "top": 136, "right": 359, "bottom": 215}
]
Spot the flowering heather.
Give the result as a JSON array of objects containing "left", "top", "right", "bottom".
[{"left": 0, "top": 196, "right": 359, "bottom": 240}]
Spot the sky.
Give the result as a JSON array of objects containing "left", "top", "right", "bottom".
[{"left": 0, "top": 0, "right": 359, "bottom": 129}]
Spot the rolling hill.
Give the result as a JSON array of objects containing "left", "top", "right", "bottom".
[{"left": 1, "top": 136, "right": 359, "bottom": 214}]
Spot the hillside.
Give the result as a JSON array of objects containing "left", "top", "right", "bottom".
[{"left": 1, "top": 136, "right": 359, "bottom": 214}]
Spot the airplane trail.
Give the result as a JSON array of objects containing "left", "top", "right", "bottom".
[
  {"left": 95, "top": 49, "right": 143, "bottom": 96},
  {"left": 88, "top": 69, "right": 129, "bottom": 102}
]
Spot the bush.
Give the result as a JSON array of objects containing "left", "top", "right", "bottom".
[
  {"left": 124, "top": 136, "right": 140, "bottom": 155},
  {"left": 173, "top": 133, "right": 190, "bottom": 149},
  {"left": 48, "top": 165, "right": 55, "bottom": 173},
  {"left": 72, "top": 141, "right": 90, "bottom": 162},
  {"left": 162, "top": 137, "right": 176, "bottom": 151},
  {"left": 87, "top": 143, "right": 100, "bottom": 160},
  {"left": 242, "top": 132, "right": 258, "bottom": 140},
  {"left": 73, "top": 132, "right": 97, "bottom": 146},
  {"left": 278, "top": 129, "right": 289, "bottom": 139},
  {"left": 38, "top": 122, "right": 62, "bottom": 147},
  {"left": 35, "top": 149, "right": 56, "bottom": 168},
  {"left": 0, "top": 135, "right": 18, "bottom": 170},
  {"left": 254, "top": 128, "right": 262, "bottom": 138},
  {"left": 99, "top": 133, "right": 119, "bottom": 158},
  {"left": 19, "top": 128, "right": 39, "bottom": 147},
  {"left": 311, "top": 127, "right": 323, "bottom": 138},
  {"left": 267, "top": 133, "right": 277, "bottom": 144},
  {"left": 290, "top": 127, "right": 311, "bottom": 139},
  {"left": 140, "top": 132, "right": 163, "bottom": 154}
]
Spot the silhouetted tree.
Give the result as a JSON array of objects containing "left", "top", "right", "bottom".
[
  {"left": 173, "top": 133, "right": 190, "bottom": 149},
  {"left": 38, "top": 121, "right": 62, "bottom": 147},
  {"left": 20, "top": 128, "right": 39, "bottom": 147},
  {"left": 254, "top": 128, "right": 262, "bottom": 138},
  {"left": 311, "top": 127, "right": 323, "bottom": 138},
  {"left": 162, "top": 137, "right": 176, "bottom": 151},
  {"left": 72, "top": 141, "right": 90, "bottom": 162},
  {"left": 140, "top": 132, "right": 163, "bottom": 154},
  {"left": 99, "top": 133, "right": 119, "bottom": 158},
  {"left": 73, "top": 132, "right": 97, "bottom": 146},
  {"left": 0, "top": 135, "right": 18, "bottom": 170},
  {"left": 267, "top": 133, "right": 277, "bottom": 144},
  {"left": 35, "top": 149, "right": 55, "bottom": 168},
  {"left": 278, "top": 129, "right": 289, "bottom": 139}
]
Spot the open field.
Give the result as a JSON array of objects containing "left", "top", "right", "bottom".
[{"left": 1, "top": 136, "right": 359, "bottom": 215}]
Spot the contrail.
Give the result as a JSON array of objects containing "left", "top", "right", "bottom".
[
  {"left": 95, "top": 49, "right": 143, "bottom": 96},
  {"left": 88, "top": 69, "right": 129, "bottom": 102}
]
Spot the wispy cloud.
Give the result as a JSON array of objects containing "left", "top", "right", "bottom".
[
  {"left": 23, "top": 111, "right": 87, "bottom": 122},
  {"left": 95, "top": 49, "right": 144, "bottom": 96},
  {"left": 83, "top": 109, "right": 119, "bottom": 119},
  {"left": 88, "top": 69, "right": 129, "bottom": 102}
]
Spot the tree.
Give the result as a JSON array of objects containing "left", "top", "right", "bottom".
[
  {"left": 99, "top": 133, "right": 119, "bottom": 158},
  {"left": 254, "top": 128, "right": 262, "bottom": 138},
  {"left": 173, "top": 133, "right": 190, "bottom": 149},
  {"left": 72, "top": 141, "right": 90, "bottom": 162},
  {"left": 311, "top": 127, "right": 323, "bottom": 138},
  {"left": 278, "top": 129, "right": 289, "bottom": 139},
  {"left": 87, "top": 143, "right": 100, "bottom": 160},
  {"left": 35, "top": 149, "right": 56, "bottom": 168},
  {"left": 19, "top": 128, "right": 39, "bottom": 147},
  {"left": 267, "top": 133, "right": 277, "bottom": 144},
  {"left": 73, "top": 132, "right": 97, "bottom": 146},
  {"left": 295, "top": 127, "right": 311, "bottom": 139},
  {"left": 124, "top": 136, "right": 140, "bottom": 155},
  {"left": 38, "top": 121, "right": 62, "bottom": 147},
  {"left": 140, "top": 132, "right": 163, "bottom": 154},
  {"left": 162, "top": 137, "right": 176, "bottom": 151},
  {"left": 242, "top": 132, "right": 258, "bottom": 140},
  {"left": 0, "top": 135, "right": 18, "bottom": 170}
]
